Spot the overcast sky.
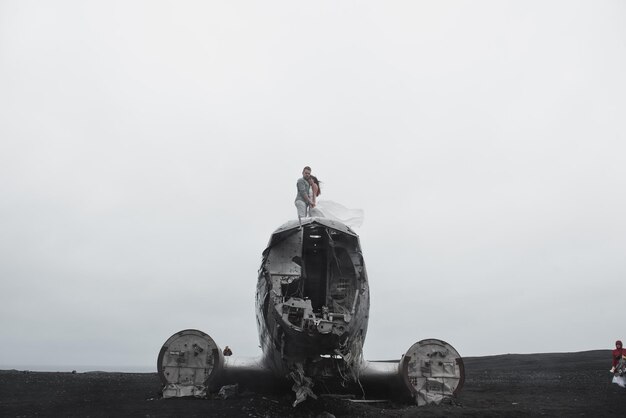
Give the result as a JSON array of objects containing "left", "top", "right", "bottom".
[{"left": 1, "top": 0, "right": 625, "bottom": 371}]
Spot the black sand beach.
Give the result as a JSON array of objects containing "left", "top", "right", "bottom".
[{"left": 1, "top": 350, "right": 625, "bottom": 417}]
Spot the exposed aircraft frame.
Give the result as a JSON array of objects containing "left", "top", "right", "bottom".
[{"left": 157, "top": 218, "right": 464, "bottom": 406}]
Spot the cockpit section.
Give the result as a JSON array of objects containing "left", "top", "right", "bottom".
[
  {"left": 253, "top": 218, "right": 372, "bottom": 405},
  {"left": 257, "top": 219, "right": 368, "bottom": 352}
]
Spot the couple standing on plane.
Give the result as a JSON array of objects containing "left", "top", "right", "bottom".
[
  {"left": 294, "top": 166, "right": 320, "bottom": 220},
  {"left": 294, "top": 166, "right": 364, "bottom": 228}
]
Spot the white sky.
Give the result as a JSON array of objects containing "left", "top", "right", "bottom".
[{"left": 1, "top": 0, "right": 625, "bottom": 371}]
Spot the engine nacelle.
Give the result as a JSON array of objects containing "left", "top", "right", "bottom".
[
  {"left": 358, "top": 338, "right": 464, "bottom": 404},
  {"left": 399, "top": 338, "right": 465, "bottom": 405},
  {"left": 157, "top": 329, "right": 224, "bottom": 398}
]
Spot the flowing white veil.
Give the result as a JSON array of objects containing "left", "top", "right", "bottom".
[
  {"left": 308, "top": 182, "right": 364, "bottom": 228},
  {"left": 310, "top": 201, "right": 364, "bottom": 228}
]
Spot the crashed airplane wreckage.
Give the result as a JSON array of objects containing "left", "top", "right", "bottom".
[{"left": 157, "top": 217, "right": 464, "bottom": 406}]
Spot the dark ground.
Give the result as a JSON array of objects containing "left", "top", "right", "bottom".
[{"left": 1, "top": 350, "right": 625, "bottom": 417}]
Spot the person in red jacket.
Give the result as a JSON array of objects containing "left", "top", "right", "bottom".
[{"left": 611, "top": 340, "right": 624, "bottom": 372}]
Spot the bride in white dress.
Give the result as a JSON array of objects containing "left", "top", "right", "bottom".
[{"left": 307, "top": 176, "right": 364, "bottom": 228}]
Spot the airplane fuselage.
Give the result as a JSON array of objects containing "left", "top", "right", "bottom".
[
  {"left": 157, "top": 217, "right": 464, "bottom": 406},
  {"left": 255, "top": 218, "right": 369, "bottom": 385}
]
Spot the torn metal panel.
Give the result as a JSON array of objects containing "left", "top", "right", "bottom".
[
  {"left": 289, "top": 363, "right": 318, "bottom": 407},
  {"left": 265, "top": 227, "right": 302, "bottom": 280},
  {"left": 162, "top": 384, "right": 206, "bottom": 399},
  {"left": 217, "top": 384, "right": 239, "bottom": 399}
]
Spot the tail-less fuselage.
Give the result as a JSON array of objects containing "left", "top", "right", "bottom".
[
  {"left": 255, "top": 218, "right": 369, "bottom": 400},
  {"left": 157, "top": 217, "right": 464, "bottom": 406}
]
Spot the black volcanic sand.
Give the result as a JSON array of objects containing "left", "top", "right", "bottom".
[{"left": 1, "top": 350, "right": 625, "bottom": 417}]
